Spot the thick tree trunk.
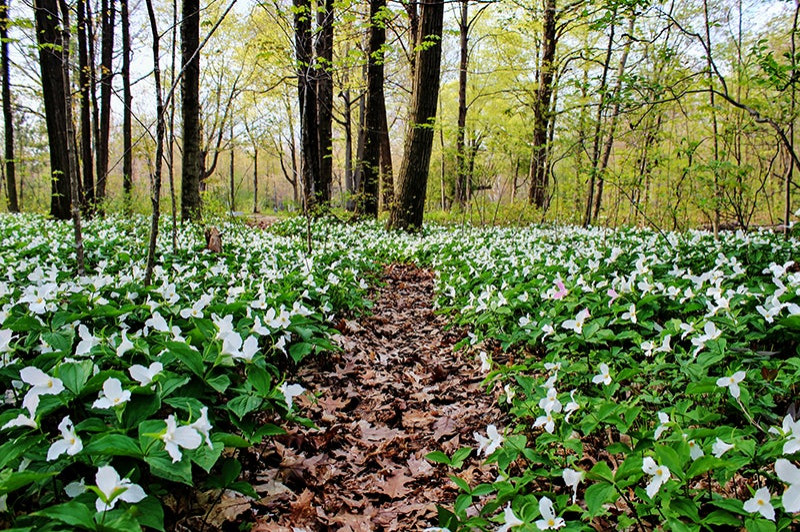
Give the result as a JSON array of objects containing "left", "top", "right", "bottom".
[
  {"left": 95, "top": 0, "right": 115, "bottom": 207},
  {"left": 1, "top": 0, "right": 17, "bottom": 212},
  {"left": 388, "top": 0, "right": 444, "bottom": 231},
  {"left": 703, "top": 0, "right": 721, "bottom": 236},
  {"left": 315, "top": 0, "right": 333, "bottom": 205},
  {"left": 294, "top": 0, "right": 318, "bottom": 212},
  {"left": 181, "top": 0, "right": 202, "bottom": 220},
  {"left": 34, "top": 0, "right": 71, "bottom": 220},
  {"left": 356, "top": 0, "right": 386, "bottom": 217},
  {"left": 454, "top": 0, "right": 469, "bottom": 208},
  {"left": 527, "top": 0, "right": 556, "bottom": 210},
  {"left": 77, "top": 0, "right": 92, "bottom": 212},
  {"left": 121, "top": 0, "right": 133, "bottom": 208},
  {"left": 378, "top": 92, "right": 393, "bottom": 211}
]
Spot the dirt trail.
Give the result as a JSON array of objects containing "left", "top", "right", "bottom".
[{"left": 252, "top": 264, "right": 506, "bottom": 531}]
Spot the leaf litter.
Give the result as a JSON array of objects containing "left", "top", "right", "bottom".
[{"left": 249, "top": 264, "right": 507, "bottom": 531}]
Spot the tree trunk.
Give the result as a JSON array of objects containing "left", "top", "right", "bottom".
[
  {"left": 229, "top": 121, "right": 235, "bottom": 211},
  {"left": 454, "top": 0, "right": 469, "bottom": 208},
  {"left": 356, "top": 0, "right": 386, "bottom": 217},
  {"left": 34, "top": 0, "right": 71, "bottom": 220},
  {"left": 77, "top": 0, "right": 93, "bottom": 213},
  {"left": 121, "top": 0, "right": 133, "bottom": 209},
  {"left": 527, "top": 0, "right": 556, "bottom": 210},
  {"left": 144, "top": 0, "right": 164, "bottom": 285},
  {"left": 95, "top": 0, "right": 115, "bottom": 208},
  {"left": 388, "top": 0, "right": 444, "bottom": 231},
  {"left": 294, "top": 0, "right": 319, "bottom": 212},
  {"left": 341, "top": 87, "right": 354, "bottom": 208},
  {"left": 0, "top": 0, "right": 17, "bottom": 212},
  {"left": 253, "top": 147, "right": 259, "bottom": 213},
  {"left": 703, "top": 0, "right": 721, "bottom": 236},
  {"left": 378, "top": 92, "right": 393, "bottom": 211},
  {"left": 315, "top": 0, "right": 333, "bottom": 205},
  {"left": 181, "top": 0, "right": 202, "bottom": 221}
]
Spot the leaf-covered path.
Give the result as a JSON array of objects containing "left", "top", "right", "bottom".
[{"left": 253, "top": 264, "right": 506, "bottom": 531}]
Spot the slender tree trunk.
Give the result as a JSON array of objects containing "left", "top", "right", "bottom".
[
  {"left": 356, "top": 0, "right": 386, "bottom": 217},
  {"left": 59, "top": 0, "right": 84, "bottom": 274},
  {"left": 144, "top": 0, "right": 164, "bottom": 285},
  {"left": 86, "top": 0, "right": 100, "bottom": 200},
  {"left": 315, "top": 0, "right": 333, "bottom": 205},
  {"left": 454, "top": 0, "right": 469, "bottom": 208},
  {"left": 253, "top": 147, "right": 259, "bottom": 213},
  {"left": 168, "top": 0, "right": 178, "bottom": 248},
  {"left": 95, "top": 0, "right": 115, "bottom": 208},
  {"left": 121, "top": 0, "right": 133, "bottom": 210},
  {"left": 703, "top": 0, "right": 721, "bottom": 236},
  {"left": 181, "top": 0, "right": 202, "bottom": 220},
  {"left": 0, "top": 0, "right": 17, "bottom": 212},
  {"left": 388, "top": 0, "right": 444, "bottom": 231},
  {"left": 77, "top": 0, "right": 93, "bottom": 213},
  {"left": 592, "top": 13, "right": 635, "bottom": 222},
  {"left": 528, "top": 0, "right": 556, "bottom": 210},
  {"left": 35, "top": 0, "right": 71, "bottom": 219},
  {"left": 294, "top": 0, "right": 318, "bottom": 212},
  {"left": 786, "top": 0, "right": 798, "bottom": 236},
  {"left": 378, "top": 92, "right": 393, "bottom": 211},
  {"left": 341, "top": 87, "right": 355, "bottom": 208},
  {"left": 229, "top": 121, "right": 235, "bottom": 211}
]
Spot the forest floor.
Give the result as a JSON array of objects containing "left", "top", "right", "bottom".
[{"left": 243, "top": 264, "right": 507, "bottom": 531}]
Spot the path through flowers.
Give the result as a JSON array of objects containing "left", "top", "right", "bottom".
[{"left": 251, "top": 264, "right": 506, "bottom": 531}]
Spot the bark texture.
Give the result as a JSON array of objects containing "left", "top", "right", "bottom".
[{"left": 181, "top": 0, "right": 202, "bottom": 220}]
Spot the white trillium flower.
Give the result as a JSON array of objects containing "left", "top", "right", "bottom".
[
  {"left": 770, "top": 414, "right": 800, "bottom": 454},
  {"left": 539, "top": 387, "right": 562, "bottom": 414},
  {"left": 1, "top": 403, "right": 37, "bottom": 430},
  {"left": 534, "top": 411, "right": 556, "bottom": 434},
  {"left": 116, "top": 330, "right": 134, "bottom": 358},
  {"left": 20, "top": 366, "right": 64, "bottom": 414},
  {"left": 743, "top": 487, "right": 775, "bottom": 521},
  {"left": 712, "top": 437, "right": 734, "bottom": 458},
  {"left": 503, "top": 383, "right": 515, "bottom": 404},
  {"left": 46, "top": 415, "right": 83, "bottom": 460},
  {"left": 95, "top": 464, "right": 146, "bottom": 512},
  {"left": 562, "top": 468, "right": 584, "bottom": 504},
  {"left": 776, "top": 459, "right": 800, "bottom": 513},
  {"left": 562, "top": 308, "right": 590, "bottom": 335},
  {"left": 642, "top": 457, "right": 670, "bottom": 498},
  {"left": 592, "top": 363, "right": 612, "bottom": 386},
  {"left": 189, "top": 406, "right": 213, "bottom": 448},
  {"left": 479, "top": 351, "right": 491, "bottom": 373},
  {"left": 535, "top": 496, "right": 565, "bottom": 530},
  {"left": 497, "top": 503, "right": 524, "bottom": 532},
  {"left": 716, "top": 371, "right": 746, "bottom": 399},
  {"left": 92, "top": 378, "right": 131, "bottom": 409},
  {"left": 279, "top": 382, "right": 305, "bottom": 410},
  {"left": 687, "top": 439, "right": 704, "bottom": 460},
  {"left": 621, "top": 303, "right": 638, "bottom": 324},
  {"left": 129, "top": 362, "right": 163, "bottom": 387},
  {"left": 475, "top": 424, "right": 503, "bottom": 457},
  {"left": 144, "top": 311, "right": 170, "bottom": 334},
  {"left": 564, "top": 390, "right": 580, "bottom": 422},
  {"left": 654, "top": 412, "right": 670, "bottom": 440},
  {"left": 161, "top": 414, "right": 202, "bottom": 462},
  {"left": 74, "top": 324, "right": 100, "bottom": 356}
]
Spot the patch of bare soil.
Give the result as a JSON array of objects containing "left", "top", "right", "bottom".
[{"left": 250, "top": 264, "right": 507, "bottom": 531}]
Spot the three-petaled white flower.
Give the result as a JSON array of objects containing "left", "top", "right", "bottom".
[
  {"left": 539, "top": 387, "right": 562, "bottom": 414},
  {"left": 129, "top": 362, "right": 163, "bottom": 387},
  {"left": 92, "top": 378, "right": 131, "bottom": 409},
  {"left": 279, "top": 382, "right": 305, "bottom": 410},
  {"left": 564, "top": 390, "right": 580, "bottom": 422},
  {"left": 497, "top": 503, "right": 524, "bottom": 532},
  {"left": 621, "top": 303, "right": 637, "bottom": 324},
  {"left": 475, "top": 424, "right": 503, "bottom": 457},
  {"left": 94, "top": 465, "right": 146, "bottom": 512},
  {"left": 688, "top": 439, "right": 704, "bottom": 460},
  {"left": 642, "top": 457, "right": 670, "bottom": 498},
  {"left": 534, "top": 410, "right": 556, "bottom": 434},
  {"left": 769, "top": 414, "right": 800, "bottom": 455},
  {"left": 20, "top": 366, "right": 64, "bottom": 415},
  {"left": 189, "top": 406, "right": 213, "bottom": 448},
  {"left": 535, "top": 495, "right": 565, "bottom": 530},
  {"left": 776, "top": 459, "right": 800, "bottom": 513},
  {"left": 562, "top": 468, "right": 584, "bottom": 504},
  {"left": 479, "top": 351, "right": 491, "bottom": 373},
  {"left": 744, "top": 486, "right": 775, "bottom": 521},
  {"left": 716, "top": 371, "right": 746, "bottom": 399},
  {"left": 712, "top": 437, "right": 734, "bottom": 458},
  {"left": 116, "top": 330, "right": 134, "bottom": 358},
  {"left": 562, "top": 309, "right": 590, "bottom": 335},
  {"left": 47, "top": 415, "right": 83, "bottom": 460},
  {"left": 654, "top": 412, "right": 670, "bottom": 440},
  {"left": 592, "top": 363, "right": 612, "bottom": 386},
  {"left": 161, "top": 414, "right": 202, "bottom": 462}
]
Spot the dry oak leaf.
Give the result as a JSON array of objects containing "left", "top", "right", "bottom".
[{"left": 375, "top": 470, "right": 414, "bottom": 499}]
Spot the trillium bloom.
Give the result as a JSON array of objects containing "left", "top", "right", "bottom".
[
  {"left": 74, "top": 325, "right": 100, "bottom": 356},
  {"left": 592, "top": 363, "right": 612, "bottom": 386},
  {"left": 541, "top": 323, "right": 555, "bottom": 338},
  {"left": 562, "top": 308, "right": 590, "bottom": 335},
  {"left": 776, "top": 459, "right": 800, "bottom": 513},
  {"left": 1, "top": 403, "right": 37, "bottom": 430},
  {"left": 534, "top": 411, "right": 555, "bottom": 434},
  {"left": 716, "top": 371, "right": 745, "bottom": 399},
  {"left": 0, "top": 329, "right": 13, "bottom": 352},
  {"left": 475, "top": 424, "right": 503, "bottom": 456},
  {"left": 688, "top": 439, "right": 704, "bottom": 460},
  {"left": 129, "top": 362, "right": 163, "bottom": 387},
  {"left": 20, "top": 366, "right": 64, "bottom": 414},
  {"left": 562, "top": 468, "right": 584, "bottom": 503},
  {"left": 189, "top": 406, "right": 213, "bottom": 448},
  {"left": 47, "top": 415, "right": 82, "bottom": 460},
  {"left": 539, "top": 387, "right": 562, "bottom": 414},
  {"left": 92, "top": 378, "right": 131, "bottom": 409},
  {"left": 642, "top": 457, "right": 670, "bottom": 498},
  {"left": 770, "top": 414, "right": 800, "bottom": 454},
  {"left": 279, "top": 382, "right": 305, "bottom": 410},
  {"left": 161, "top": 414, "right": 202, "bottom": 462},
  {"left": 497, "top": 503, "right": 524, "bottom": 532},
  {"left": 654, "top": 412, "right": 670, "bottom": 440},
  {"left": 116, "top": 330, "right": 134, "bottom": 358},
  {"left": 712, "top": 437, "right": 734, "bottom": 458},
  {"left": 744, "top": 487, "right": 775, "bottom": 521},
  {"left": 479, "top": 351, "right": 491, "bottom": 373},
  {"left": 95, "top": 465, "right": 146, "bottom": 512},
  {"left": 535, "top": 496, "right": 565, "bottom": 530},
  {"left": 552, "top": 279, "right": 568, "bottom": 300},
  {"left": 621, "top": 304, "right": 638, "bottom": 324},
  {"left": 144, "top": 311, "right": 170, "bottom": 334},
  {"left": 503, "top": 383, "right": 515, "bottom": 404},
  {"left": 564, "top": 390, "right": 580, "bottom": 422}
]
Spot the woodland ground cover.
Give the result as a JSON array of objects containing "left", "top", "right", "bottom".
[{"left": 1, "top": 214, "right": 800, "bottom": 531}]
